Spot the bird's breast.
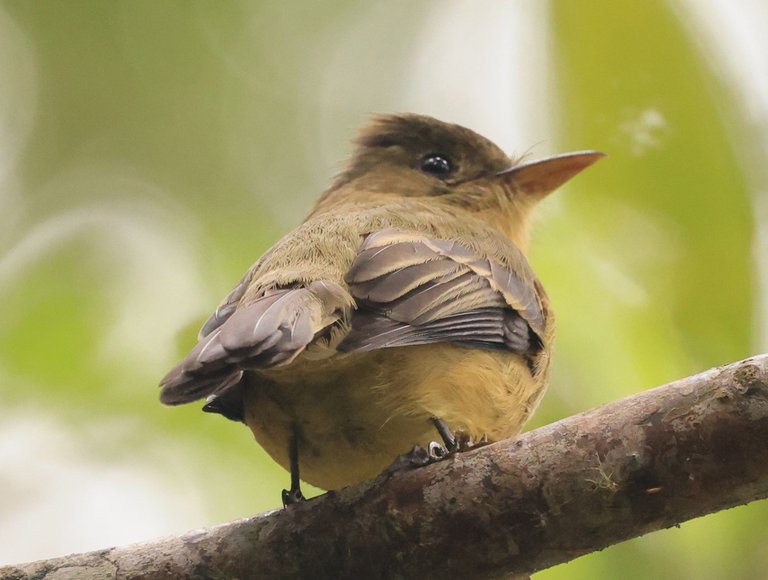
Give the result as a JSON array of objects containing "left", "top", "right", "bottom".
[{"left": 242, "top": 343, "right": 548, "bottom": 490}]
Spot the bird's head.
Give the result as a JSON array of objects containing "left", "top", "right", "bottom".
[{"left": 313, "top": 114, "right": 604, "bottom": 251}]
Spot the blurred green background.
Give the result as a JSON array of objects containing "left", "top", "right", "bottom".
[{"left": 1, "top": 0, "right": 766, "bottom": 576}]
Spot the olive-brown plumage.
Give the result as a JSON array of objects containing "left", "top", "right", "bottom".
[{"left": 160, "top": 114, "right": 603, "bottom": 495}]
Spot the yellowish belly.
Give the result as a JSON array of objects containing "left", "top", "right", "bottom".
[{"left": 242, "top": 344, "right": 547, "bottom": 490}]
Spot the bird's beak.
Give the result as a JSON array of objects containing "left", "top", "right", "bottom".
[{"left": 495, "top": 150, "right": 606, "bottom": 198}]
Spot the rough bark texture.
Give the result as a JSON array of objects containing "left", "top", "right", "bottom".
[{"left": 3, "top": 354, "right": 768, "bottom": 580}]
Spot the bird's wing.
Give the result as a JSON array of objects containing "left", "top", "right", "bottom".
[
  {"left": 197, "top": 271, "right": 253, "bottom": 339},
  {"left": 338, "top": 228, "right": 546, "bottom": 354},
  {"left": 160, "top": 279, "right": 353, "bottom": 406}
]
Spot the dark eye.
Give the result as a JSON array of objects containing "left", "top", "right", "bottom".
[{"left": 420, "top": 153, "right": 453, "bottom": 177}]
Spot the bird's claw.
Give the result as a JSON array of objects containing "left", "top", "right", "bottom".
[
  {"left": 405, "top": 440, "right": 452, "bottom": 468},
  {"left": 403, "top": 444, "right": 429, "bottom": 467},
  {"left": 282, "top": 487, "right": 305, "bottom": 507},
  {"left": 384, "top": 421, "right": 491, "bottom": 475},
  {"left": 455, "top": 431, "right": 489, "bottom": 451},
  {"left": 428, "top": 440, "right": 449, "bottom": 460},
  {"left": 385, "top": 435, "right": 490, "bottom": 476}
]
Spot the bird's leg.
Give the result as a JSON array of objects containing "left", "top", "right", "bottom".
[
  {"left": 281, "top": 430, "right": 305, "bottom": 507},
  {"left": 403, "top": 417, "right": 460, "bottom": 467},
  {"left": 435, "top": 417, "right": 494, "bottom": 451},
  {"left": 432, "top": 417, "right": 459, "bottom": 452},
  {"left": 423, "top": 417, "right": 463, "bottom": 461}
]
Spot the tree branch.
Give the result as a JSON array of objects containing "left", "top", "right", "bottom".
[{"left": 4, "top": 354, "right": 768, "bottom": 579}]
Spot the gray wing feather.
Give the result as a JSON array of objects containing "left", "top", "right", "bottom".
[
  {"left": 339, "top": 229, "right": 545, "bottom": 354},
  {"left": 160, "top": 280, "right": 352, "bottom": 405},
  {"left": 347, "top": 242, "right": 438, "bottom": 282},
  {"left": 199, "top": 271, "right": 252, "bottom": 338},
  {"left": 357, "top": 260, "right": 462, "bottom": 302}
]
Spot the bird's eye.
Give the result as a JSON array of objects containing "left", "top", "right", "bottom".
[{"left": 420, "top": 154, "right": 453, "bottom": 177}]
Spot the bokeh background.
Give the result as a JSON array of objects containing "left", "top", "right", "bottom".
[{"left": 1, "top": 0, "right": 766, "bottom": 576}]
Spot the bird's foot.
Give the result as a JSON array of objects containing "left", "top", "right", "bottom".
[
  {"left": 404, "top": 440, "right": 452, "bottom": 468},
  {"left": 456, "top": 432, "right": 489, "bottom": 451},
  {"left": 281, "top": 486, "right": 305, "bottom": 507},
  {"left": 383, "top": 420, "right": 490, "bottom": 475},
  {"left": 405, "top": 419, "right": 480, "bottom": 468}
]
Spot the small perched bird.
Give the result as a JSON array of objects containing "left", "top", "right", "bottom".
[{"left": 160, "top": 114, "right": 603, "bottom": 504}]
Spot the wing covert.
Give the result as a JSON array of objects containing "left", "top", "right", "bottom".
[
  {"left": 338, "top": 229, "right": 546, "bottom": 355},
  {"left": 160, "top": 280, "right": 353, "bottom": 405}
]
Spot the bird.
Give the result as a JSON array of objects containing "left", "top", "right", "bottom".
[{"left": 159, "top": 113, "right": 603, "bottom": 504}]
